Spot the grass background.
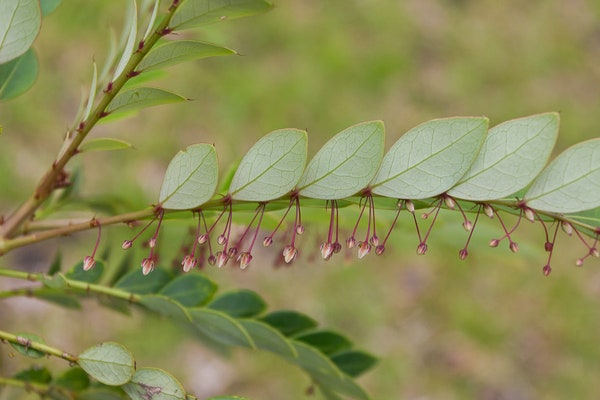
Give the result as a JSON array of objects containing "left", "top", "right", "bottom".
[{"left": 2, "top": 1, "right": 600, "bottom": 399}]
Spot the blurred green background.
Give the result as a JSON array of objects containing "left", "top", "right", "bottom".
[{"left": 2, "top": 1, "right": 600, "bottom": 399}]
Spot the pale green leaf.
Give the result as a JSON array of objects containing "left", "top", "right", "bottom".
[
  {"left": 112, "top": 0, "right": 137, "bottom": 80},
  {"left": 171, "top": 0, "right": 273, "bottom": 31},
  {"left": 78, "top": 342, "right": 135, "bottom": 386},
  {"left": 139, "top": 294, "right": 191, "bottom": 322},
  {"left": 81, "top": 62, "right": 98, "bottom": 121},
  {"left": 298, "top": 121, "right": 385, "bottom": 199},
  {"left": 137, "top": 40, "right": 236, "bottom": 73},
  {"left": 371, "top": 117, "right": 487, "bottom": 199},
  {"left": 9, "top": 333, "right": 45, "bottom": 359},
  {"left": 142, "top": 0, "right": 160, "bottom": 41},
  {"left": 0, "top": 0, "right": 41, "bottom": 63},
  {"left": 525, "top": 138, "right": 600, "bottom": 213},
  {"left": 122, "top": 368, "right": 186, "bottom": 400},
  {"left": 158, "top": 143, "right": 218, "bottom": 209},
  {"left": 105, "top": 87, "right": 186, "bottom": 115},
  {"left": 239, "top": 319, "right": 297, "bottom": 358},
  {"left": 0, "top": 48, "right": 38, "bottom": 100},
  {"left": 448, "top": 112, "right": 559, "bottom": 200},
  {"left": 79, "top": 138, "right": 133, "bottom": 153},
  {"left": 40, "top": 0, "right": 62, "bottom": 16},
  {"left": 189, "top": 308, "right": 255, "bottom": 348}
]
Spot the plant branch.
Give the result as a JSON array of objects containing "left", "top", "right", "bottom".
[
  {"left": 0, "top": 329, "right": 78, "bottom": 363},
  {"left": 0, "top": 376, "right": 57, "bottom": 397}
]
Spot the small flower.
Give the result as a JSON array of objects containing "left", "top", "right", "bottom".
[
  {"left": 357, "top": 241, "right": 371, "bottom": 259},
  {"left": 509, "top": 241, "right": 519, "bottom": 253},
  {"left": 416, "top": 242, "right": 428, "bottom": 255},
  {"left": 263, "top": 236, "right": 273, "bottom": 247},
  {"left": 228, "top": 247, "right": 238, "bottom": 257},
  {"left": 216, "top": 251, "right": 229, "bottom": 268},
  {"left": 458, "top": 248, "right": 468, "bottom": 260},
  {"left": 283, "top": 245, "right": 298, "bottom": 264},
  {"left": 181, "top": 255, "right": 197, "bottom": 272},
  {"left": 83, "top": 256, "right": 96, "bottom": 271},
  {"left": 543, "top": 264, "right": 552, "bottom": 276},
  {"left": 346, "top": 236, "right": 356, "bottom": 249},
  {"left": 237, "top": 252, "right": 253, "bottom": 269},
  {"left": 122, "top": 240, "right": 133, "bottom": 249},
  {"left": 375, "top": 244, "right": 385, "bottom": 255},
  {"left": 320, "top": 241, "right": 334, "bottom": 260},
  {"left": 141, "top": 257, "right": 155, "bottom": 275}
]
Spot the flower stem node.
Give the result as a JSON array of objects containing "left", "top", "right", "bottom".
[
  {"left": 283, "top": 245, "right": 298, "bottom": 264},
  {"left": 141, "top": 257, "right": 155, "bottom": 275},
  {"left": 83, "top": 256, "right": 96, "bottom": 271},
  {"left": 181, "top": 255, "right": 197, "bottom": 272}
]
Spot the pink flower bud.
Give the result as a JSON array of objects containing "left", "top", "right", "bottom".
[
  {"left": 122, "top": 240, "right": 133, "bottom": 250},
  {"left": 237, "top": 252, "right": 253, "bottom": 269},
  {"left": 283, "top": 245, "right": 297, "bottom": 264},
  {"left": 181, "top": 255, "right": 197, "bottom": 272},
  {"left": 148, "top": 237, "right": 157, "bottom": 248},
  {"left": 141, "top": 257, "right": 155, "bottom": 275},
  {"left": 524, "top": 208, "right": 535, "bottom": 223},
  {"left": 208, "top": 255, "right": 217, "bottom": 265},
  {"left": 489, "top": 239, "right": 500, "bottom": 248},
  {"left": 544, "top": 242, "right": 553, "bottom": 252},
  {"left": 462, "top": 220, "right": 473, "bottom": 231},
  {"left": 483, "top": 204, "right": 494, "bottom": 219},
  {"left": 370, "top": 235, "right": 380, "bottom": 247},
  {"left": 576, "top": 258, "right": 584, "bottom": 267},
  {"left": 83, "top": 256, "right": 96, "bottom": 271},
  {"left": 217, "top": 234, "right": 227, "bottom": 245},
  {"left": 591, "top": 248, "right": 599, "bottom": 258},
  {"left": 357, "top": 241, "right": 371, "bottom": 259},
  {"left": 228, "top": 247, "right": 238, "bottom": 257},
  {"left": 296, "top": 225, "right": 305, "bottom": 235},
  {"left": 543, "top": 264, "right": 552, "bottom": 276},
  {"left": 561, "top": 221, "right": 573, "bottom": 236},
  {"left": 444, "top": 196, "right": 456, "bottom": 210},
  {"left": 375, "top": 244, "right": 385, "bottom": 255},
  {"left": 320, "top": 241, "right": 334, "bottom": 260},
  {"left": 197, "top": 233, "right": 209, "bottom": 244},
  {"left": 346, "top": 236, "right": 356, "bottom": 249},
  {"left": 509, "top": 241, "right": 519, "bottom": 253},
  {"left": 458, "top": 248, "right": 468, "bottom": 260},
  {"left": 405, "top": 200, "right": 415, "bottom": 214},
  {"left": 216, "top": 251, "right": 229, "bottom": 268},
  {"left": 333, "top": 242, "right": 342, "bottom": 254},
  {"left": 416, "top": 242, "right": 428, "bottom": 255},
  {"left": 263, "top": 236, "right": 273, "bottom": 247}
]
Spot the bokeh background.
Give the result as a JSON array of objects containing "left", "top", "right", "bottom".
[{"left": 2, "top": 1, "right": 600, "bottom": 399}]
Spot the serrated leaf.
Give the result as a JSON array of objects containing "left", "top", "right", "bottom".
[
  {"left": 525, "top": 138, "right": 600, "bottom": 213},
  {"left": 53, "top": 367, "right": 90, "bottom": 390},
  {"left": 106, "top": 87, "right": 185, "bottom": 116},
  {"left": 0, "top": 0, "right": 41, "bottom": 63},
  {"left": 298, "top": 121, "right": 385, "bottom": 199},
  {"left": 66, "top": 260, "right": 105, "bottom": 284},
  {"left": 0, "top": 48, "right": 38, "bottom": 100},
  {"left": 79, "top": 138, "right": 133, "bottom": 153},
  {"left": 78, "top": 342, "right": 135, "bottom": 386},
  {"left": 228, "top": 129, "right": 307, "bottom": 201},
  {"left": 171, "top": 0, "right": 273, "bottom": 31},
  {"left": 207, "top": 289, "right": 267, "bottom": 318},
  {"left": 159, "top": 273, "right": 217, "bottom": 307},
  {"left": 330, "top": 350, "right": 378, "bottom": 378},
  {"left": 295, "top": 330, "right": 352, "bottom": 356},
  {"left": 371, "top": 117, "right": 488, "bottom": 199},
  {"left": 40, "top": 0, "right": 62, "bottom": 16},
  {"left": 139, "top": 294, "right": 191, "bottom": 322},
  {"left": 10, "top": 333, "right": 45, "bottom": 359},
  {"left": 122, "top": 368, "right": 186, "bottom": 400},
  {"left": 260, "top": 310, "right": 318, "bottom": 337},
  {"left": 448, "top": 113, "right": 559, "bottom": 200},
  {"left": 115, "top": 267, "right": 172, "bottom": 294},
  {"left": 112, "top": 0, "right": 137, "bottom": 80},
  {"left": 13, "top": 366, "right": 52, "bottom": 383},
  {"left": 189, "top": 308, "right": 254, "bottom": 348},
  {"left": 238, "top": 319, "right": 297, "bottom": 358},
  {"left": 138, "top": 40, "right": 236, "bottom": 73},
  {"left": 158, "top": 143, "right": 218, "bottom": 209}
]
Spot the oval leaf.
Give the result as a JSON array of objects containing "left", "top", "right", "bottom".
[
  {"left": 229, "top": 128, "right": 307, "bottom": 201},
  {"left": 260, "top": 310, "right": 318, "bottom": 337},
  {"left": 295, "top": 330, "right": 352, "bottom": 356},
  {"left": 122, "top": 368, "right": 186, "bottom": 400},
  {"left": 159, "top": 273, "right": 217, "bottom": 307},
  {"left": 53, "top": 367, "right": 90, "bottom": 390},
  {"left": 158, "top": 143, "right": 218, "bottom": 210},
  {"left": 115, "top": 268, "right": 172, "bottom": 294},
  {"left": 448, "top": 112, "right": 559, "bottom": 200},
  {"left": 371, "top": 117, "right": 488, "bottom": 199},
  {"left": 78, "top": 342, "right": 135, "bottom": 386},
  {"left": 207, "top": 289, "right": 267, "bottom": 318},
  {"left": 66, "top": 260, "right": 105, "bottom": 283},
  {"left": 298, "top": 121, "right": 385, "bottom": 199},
  {"left": 10, "top": 333, "right": 45, "bottom": 359},
  {"left": 137, "top": 40, "right": 236, "bottom": 73},
  {"left": 330, "top": 350, "right": 378, "bottom": 378},
  {"left": 0, "top": 0, "right": 41, "bottom": 63},
  {"left": 171, "top": 0, "right": 274, "bottom": 31},
  {"left": 189, "top": 308, "right": 254, "bottom": 348},
  {"left": 0, "top": 48, "right": 38, "bottom": 100},
  {"left": 239, "top": 319, "right": 297, "bottom": 358},
  {"left": 139, "top": 294, "right": 191, "bottom": 322},
  {"left": 105, "top": 87, "right": 185, "bottom": 116},
  {"left": 79, "top": 138, "right": 133, "bottom": 153},
  {"left": 525, "top": 138, "right": 600, "bottom": 213},
  {"left": 13, "top": 366, "right": 52, "bottom": 383}
]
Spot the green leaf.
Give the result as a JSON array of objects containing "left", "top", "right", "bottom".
[
  {"left": 137, "top": 40, "right": 236, "bottom": 73},
  {"left": 139, "top": 294, "right": 191, "bottom": 322},
  {"left": 112, "top": 0, "right": 137, "bottom": 80},
  {"left": 81, "top": 62, "right": 98, "bottom": 121},
  {"left": 158, "top": 143, "right": 218, "bottom": 209},
  {"left": 525, "top": 138, "right": 600, "bottom": 213},
  {"left": 295, "top": 330, "right": 352, "bottom": 356},
  {"left": 330, "top": 350, "right": 378, "bottom": 378},
  {"left": 35, "top": 290, "right": 82, "bottom": 309},
  {"left": 47, "top": 251, "right": 62, "bottom": 275},
  {"left": 298, "top": 121, "right": 385, "bottom": 199},
  {"left": 122, "top": 368, "right": 186, "bottom": 400},
  {"left": 40, "top": 273, "right": 67, "bottom": 289},
  {"left": 79, "top": 138, "right": 133, "bottom": 153},
  {"left": 260, "top": 310, "right": 318, "bottom": 336},
  {"left": 77, "top": 388, "right": 127, "bottom": 400},
  {"left": 189, "top": 308, "right": 255, "bottom": 348},
  {"left": 207, "top": 397, "right": 250, "bottom": 400},
  {"left": 115, "top": 267, "right": 172, "bottom": 294},
  {"left": 448, "top": 113, "right": 559, "bottom": 200},
  {"left": 40, "top": 0, "right": 62, "bottom": 16},
  {"left": 207, "top": 289, "right": 267, "bottom": 318},
  {"left": 13, "top": 366, "right": 52, "bottom": 383},
  {"left": 228, "top": 129, "right": 307, "bottom": 201},
  {"left": 238, "top": 319, "right": 297, "bottom": 358},
  {"left": 10, "top": 333, "right": 45, "bottom": 359},
  {"left": 159, "top": 273, "right": 217, "bottom": 307},
  {"left": 171, "top": 0, "right": 274, "bottom": 31},
  {"left": 371, "top": 117, "right": 488, "bottom": 199},
  {"left": 0, "top": 0, "right": 41, "bottom": 63},
  {"left": 53, "top": 367, "right": 90, "bottom": 390},
  {"left": 78, "top": 342, "right": 135, "bottom": 386},
  {"left": 66, "top": 260, "right": 105, "bottom": 284},
  {"left": 106, "top": 87, "right": 186, "bottom": 116},
  {"left": 0, "top": 48, "right": 38, "bottom": 100}
]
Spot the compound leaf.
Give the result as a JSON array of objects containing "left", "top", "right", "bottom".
[
  {"left": 106, "top": 87, "right": 185, "bottom": 116},
  {"left": 448, "top": 112, "right": 559, "bottom": 200},
  {"left": 371, "top": 117, "right": 488, "bottom": 199},
  {"left": 207, "top": 289, "right": 267, "bottom": 318},
  {"left": 0, "top": 48, "right": 38, "bottom": 100},
  {"left": 229, "top": 128, "right": 307, "bottom": 201},
  {"left": 260, "top": 310, "right": 318, "bottom": 337},
  {"left": 298, "top": 121, "right": 385, "bottom": 199},
  {"left": 525, "top": 138, "right": 600, "bottom": 213},
  {"left": 137, "top": 40, "right": 236, "bottom": 73},
  {"left": 295, "top": 330, "right": 352, "bottom": 356},
  {"left": 139, "top": 294, "right": 191, "bottom": 322},
  {"left": 238, "top": 319, "right": 297, "bottom": 358},
  {"left": 189, "top": 308, "right": 254, "bottom": 348},
  {"left": 78, "top": 342, "right": 135, "bottom": 386},
  {"left": 122, "top": 368, "right": 186, "bottom": 400},
  {"left": 159, "top": 143, "right": 218, "bottom": 210},
  {"left": 171, "top": 0, "right": 273, "bottom": 31},
  {"left": 159, "top": 273, "right": 217, "bottom": 307},
  {"left": 0, "top": 0, "right": 41, "bottom": 63}
]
